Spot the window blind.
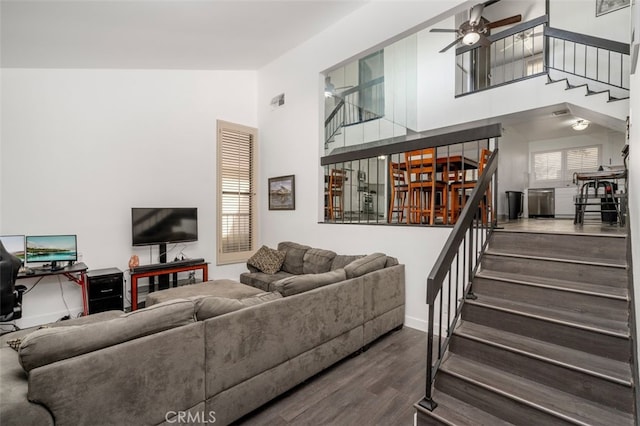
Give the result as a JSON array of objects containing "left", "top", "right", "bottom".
[
  {"left": 531, "top": 145, "right": 600, "bottom": 185},
  {"left": 217, "top": 121, "right": 257, "bottom": 264}
]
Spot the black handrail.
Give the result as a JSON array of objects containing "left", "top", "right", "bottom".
[
  {"left": 545, "top": 26, "right": 630, "bottom": 93},
  {"left": 545, "top": 26, "right": 629, "bottom": 55},
  {"left": 419, "top": 148, "right": 499, "bottom": 410}
]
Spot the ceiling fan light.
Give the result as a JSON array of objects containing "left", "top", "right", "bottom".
[
  {"left": 462, "top": 31, "right": 481, "bottom": 45},
  {"left": 572, "top": 119, "right": 590, "bottom": 131}
]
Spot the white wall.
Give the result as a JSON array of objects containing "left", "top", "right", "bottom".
[
  {"left": 1, "top": 68, "right": 258, "bottom": 327},
  {"left": 550, "top": 0, "right": 631, "bottom": 43}
]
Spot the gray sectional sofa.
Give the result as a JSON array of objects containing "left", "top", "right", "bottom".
[{"left": 0, "top": 243, "right": 405, "bottom": 425}]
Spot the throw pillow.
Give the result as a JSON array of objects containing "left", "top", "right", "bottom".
[
  {"left": 6, "top": 338, "right": 21, "bottom": 351},
  {"left": 247, "top": 245, "right": 286, "bottom": 274}
]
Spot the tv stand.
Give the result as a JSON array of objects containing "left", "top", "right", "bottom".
[{"left": 130, "top": 260, "right": 208, "bottom": 310}]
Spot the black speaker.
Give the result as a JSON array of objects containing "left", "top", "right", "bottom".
[{"left": 86, "top": 268, "right": 123, "bottom": 314}]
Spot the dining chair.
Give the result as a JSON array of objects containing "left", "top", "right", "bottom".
[
  {"left": 405, "top": 148, "right": 447, "bottom": 225},
  {"left": 449, "top": 148, "right": 492, "bottom": 224},
  {"left": 388, "top": 161, "right": 408, "bottom": 223},
  {"left": 327, "top": 169, "right": 346, "bottom": 220}
]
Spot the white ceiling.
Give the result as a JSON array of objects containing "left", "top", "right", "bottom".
[{"left": 0, "top": 0, "right": 367, "bottom": 69}]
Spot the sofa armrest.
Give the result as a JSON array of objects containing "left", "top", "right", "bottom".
[{"left": 0, "top": 347, "right": 53, "bottom": 426}]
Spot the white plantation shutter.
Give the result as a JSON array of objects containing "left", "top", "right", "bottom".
[
  {"left": 217, "top": 121, "right": 257, "bottom": 264},
  {"left": 533, "top": 151, "right": 562, "bottom": 181},
  {"left": 566, "top": 147, "right": 599, "bottom": 174},
  {"left": 531, "top": 145, "right": 601, "bottom": 185}
]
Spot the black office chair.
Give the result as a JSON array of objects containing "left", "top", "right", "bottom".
[{"left": 0, "top": 241, "right": 26, "bottom": 321}]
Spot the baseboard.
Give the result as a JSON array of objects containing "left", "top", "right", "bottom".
[{"left": 405, "top": 315, "right": 427, "bottom": 332}]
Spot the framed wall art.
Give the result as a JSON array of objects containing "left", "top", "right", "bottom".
[
  {"left": 596, "top": 0, "right": 630, "bottom": 16},
  {"left": 268, "top": 175, "right": 295, "bottom": 210}
]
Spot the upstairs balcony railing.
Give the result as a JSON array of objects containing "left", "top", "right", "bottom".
[
  {"left": 546, "top": 26, "right": 630, "bottom": 97},
  {"left": 456, "top": 16, "right": 548, "bottom": 96},
  {"left": 455, "top": 15, "right": 630, "bottom": 99}
]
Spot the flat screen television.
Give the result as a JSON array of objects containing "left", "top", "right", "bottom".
[
  {"left": 26, "top": 235, "right": 77, "bottom": 269},
  {"left": 0, "top": 235, "right": 26, "bottom": 260},
  {"left": 131, "top": 208, "right": 198, "bottom": 247}
]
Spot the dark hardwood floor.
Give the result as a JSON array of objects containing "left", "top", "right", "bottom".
[{"left": 233, "top": 326, "right": 426, "bottom": 426}]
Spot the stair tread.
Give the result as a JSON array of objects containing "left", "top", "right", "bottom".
[
  {"left": 485, "top": 246, "right": 626, "bottom": 267},
  {"left": 419, "top": 389, "right": 516, "bottom": 426},
  {"left": 440, "top": 353, "right": 634, "bottom": 425},
  {"left": 484, "top": 248, "right": 626, "bottom": 267},
  {"left": 467, "top": 294, "right": 630, "bottom": 337},
  {"left": 455, "top": 321, "right": 632, "bottom": 385},
  {"left": 475, "top": 270, "right": 628, "bottom": 299}
]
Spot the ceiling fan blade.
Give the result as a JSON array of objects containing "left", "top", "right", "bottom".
[
  {"left": 486, "top": 14, "right": 522, "bottom": 29},
  {"left": 469, "top": 4, "right": 485, "bottom": 26},
  {"left": 439, "top": 37, "right": 463, "bottom": 53},
  {"left": 430, "top": 28, "right": 459, "bottom": 33}
]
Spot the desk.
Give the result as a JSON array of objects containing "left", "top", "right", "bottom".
[
  {"left": 130, "top": 262, "right": 208, "bottom": 310},
  {"left": 17, "top": 262, "right": 89, "bottom": 315}
]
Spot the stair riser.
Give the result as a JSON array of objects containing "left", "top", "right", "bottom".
[
  {"left": 481, "top": 255, "right": 628, "bottom": 288},
  {"left": 490, "top": 232, "right": 626, "bottom": 265},
  {"left": 462, "top": 303, "right": 631, "bottom": 361},
  {"left": 472, "top": 278, "right": 628, "bottom": 322},
  {"left": 415, "top": 411, "right": 447, "bottom": 426},
  {"left": 450, "top": 335, "right": 633, "bottom": 412},
  {"left": 435, "top": 371, "right": 573, "bottom": 426}
]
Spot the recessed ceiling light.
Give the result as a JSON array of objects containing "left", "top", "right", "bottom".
[{"left": 572, "top": 119, "right": 590, "bottom": 131}]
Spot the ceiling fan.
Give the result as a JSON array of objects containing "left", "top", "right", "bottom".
[
  {"left": 324, "top": 76, "right": 354, "bottom": 97},
  {"left": 430, "top": 0, "right": 522, "bottom": 53}
]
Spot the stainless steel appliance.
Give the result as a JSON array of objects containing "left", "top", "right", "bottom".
[{"left": 528, "top": 188, "right": 555, "bottom": 218}]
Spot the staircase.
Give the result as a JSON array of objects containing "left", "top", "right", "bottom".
[
  {"left": 546, "top": 75, "right": 629, "bottom": 103},
  {"left": 416, "top": 228, "right": 634, "bottom": 425}
]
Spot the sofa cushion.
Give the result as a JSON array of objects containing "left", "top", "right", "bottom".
[
  {"left": 385, "top": 256, "right": 399, "bottom": 267},
  {"left": 146, "top": 279, "right": 263, "bottom": 306},
  {"left": 277, "top": 241, "right": 311, "bottom": 274},
  {"left": 344, "top": 253, "right": 387, "bottom": 279},
  {"left": 239, "top": 291, "right": 283, "bottom": 307},
  {"left": 18, "top": 299, "right": 195, "bottom": 372},
  {"left": 331, "top": 254, "right": 364, "bottom": 270},
  {"left": 240, "top": 270, "right": 294, "bottom": 292},
  {"left": 273, "top": 269, "right": 347, "bottom": 297},
  {"left": 303, "top": 248, "right": 337, "bottom": 274},
  {"left": 193, "top": 292, "right": 282, "bottom": 320},
  {"left": 247, "top": 245, "right": 286, "bottom": 274}
]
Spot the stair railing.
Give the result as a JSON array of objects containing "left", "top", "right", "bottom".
[
  {"left": 418, "top": 148, "right": 499, "bottom": 411},
  {"left": 324, "top": 77, "right": 385, "bottom": 145},
  {"left": 545, "top": 26, "right": 630, "bottom": 95}
]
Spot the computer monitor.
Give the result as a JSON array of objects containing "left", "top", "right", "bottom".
[
  {"left": 26, "top": 235, "right": 77, "bottom": 270},
  {"left": 0, "top": 235, "right": 25, "bottom": 261}
]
